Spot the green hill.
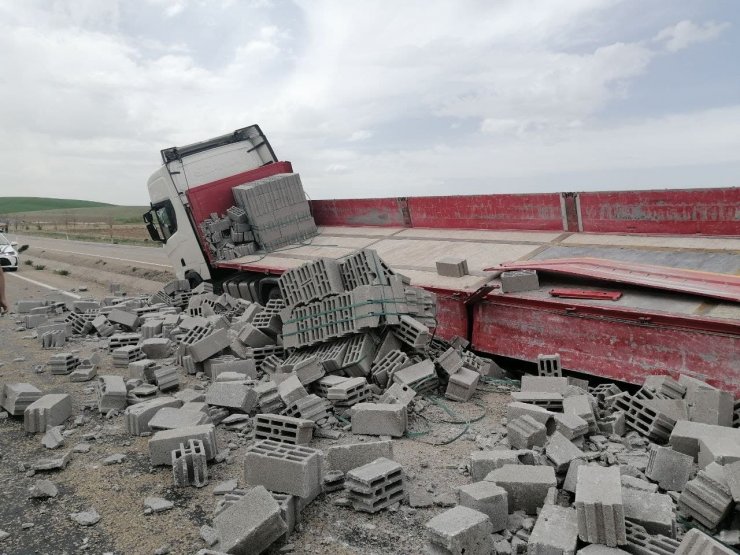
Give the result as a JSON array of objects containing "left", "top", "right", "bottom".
[{"left": 0, "top": 197, "right": 113, "bottom": 214}]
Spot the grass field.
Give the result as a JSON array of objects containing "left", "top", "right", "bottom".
[{"left": 0, "top": 197, "right": 113, "bottom": 214}]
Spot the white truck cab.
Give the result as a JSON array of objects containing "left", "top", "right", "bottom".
[{"left": 143, "top": 125, "right": 277, "bottom": 284}]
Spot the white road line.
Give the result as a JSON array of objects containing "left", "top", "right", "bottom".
[
  {"left": 8, "top": 273, "right": 82, "bottom": 299},
  {"left": 35, "top": 247, "right": 171, "bottom": 268}
]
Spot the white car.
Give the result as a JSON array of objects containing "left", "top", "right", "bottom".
[{"left": 0, "top": 233, "right": 22, "bottom": 271}]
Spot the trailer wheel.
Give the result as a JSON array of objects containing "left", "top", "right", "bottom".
[{"left": 184, "top": 270, "right": 203, "bottom": 289}]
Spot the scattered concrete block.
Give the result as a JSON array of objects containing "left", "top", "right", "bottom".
[
  {"left": 327, "top": 440, "right": 394, "bottom": 474},
  {"left": 621, "top": 475, "right": 658, "bottom": 494},
  {"left": 96, "top": 375, "right": 127, "bottom": 412},
  {"left": 205, "top": 382, "right": 258, "bottom": 413},
  {"left": 445, "top": 367, "right": 480, "bottom": 402},
  {"left": 553, "top": 412, "right": 589, "bottom": 440},
  {"left": 1, "top": 383, "right": 43, "bottom": 416},
  {"left": 537, "top": 353, "right": 562, "bottom": 377},
  {"left": 149, "top": 407, "right": 210, "bottom": 431},
  {"left": 172, "top": 439, "right": 208, "bottom": 488},
  {"left": 125, "top": 397, "right": 182, "bottom": 436},
  {"left": 42, "top": 427, "right": 65, "bottom": 449},
  {"left": 500, "top": 269, "right": 539, "bottom": 293},
  {"left": 507, "top": 415, "right": 547, "bottom": 450},
  {"left": 140, "top": 338, "right": 173, "bottom": 359},
  {"left": 351, "top": 402, "right": 407, "bottom": 438},
  {"left": 522, "top": 375, "right": 570, "bottom": 394},
  {"left": 545, "top": 431, "right": 585, "bottom": 473},
  {"left": 277, "top": 374, "right": 308, "bottom": 406},
  {"left": 697, "top": 435, "right": 740, "bottom": 469},
  {"left": 485, "top": 464, "right": 556, "bottom": 514},
  {"left": 575, "top": 465, "right": 626, "bottom": 547},
  {"left": 675, "top": 527, "right": 735, "bottom": 555},
  {"left": 24, "top": 394, "right": 72, "bottom": 433},
  {"left": 563, "top": 394, "right": 596, "bottom": 431},
  {"left": 688, "top": 387, "right": 733, "bottom": 427},
  {"left": 577, "top": 546, "right": 630, "bottom": 554},
  {"left": 528, "top": 504, "right": 579, "bottom": 555},
  {"left": 724, "top": 460, "right": 740, "bottom": 503},
  {"left": 148, "top": 424, "right": 217, "bottom": 465},
  {"left": 623, "top": 520, "right": 680, "bottom": 555},
  {"left": 644, "top": 375, "right": 686, "bottom": 400},
  {"left": 470, "top": 449, "right": 521, "bottom": 482},
  {"left": 436, "top": 256, "right": 469, "bottom": 278},
  {"left": 457, "top": 481, "right": 508, "bottom": 532},
  {"left": 212, "top": 486, "right": 287, "bottom": 555},
  {"left": 563, "top": 458, "right": 588, "bottom": 493},
  {"left": 345, "top": 457, "right": 405, "bottom": 513},
  {"left": 621, "top": 488, "right": 674, "bottom": 536},
  {"left": 244, "top": 440, "right": 322, "bottom": 501},
  {"left": 507, "top": 402, "right": 556, "bottom": 432},
  {"left": 144, "top": 496, "right": 173, "bottom": 513},
  {"left": 669, "top": 420, "right": 740, "bottom": 460},
  {"left": 254, "top": 414, "right": 313, "bottom": 445},
  {"left": 425, "top": 505, "right": 493, "bottom": 555},
  {"left": 678, "top": 469, "right": 733, "bottom": 529},
  {"left": 510, "top": 391, "right": 563, "bottom": 411},
  {"left": 644, "top": 445, "right": 694, "bottom": 491}
]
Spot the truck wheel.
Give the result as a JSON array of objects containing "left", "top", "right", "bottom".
[{"left": 184, "top": 270, "right": 203, "bottom": 289}]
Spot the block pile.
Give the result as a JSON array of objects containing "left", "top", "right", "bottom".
[{"left": 200, "top": 171, "right": 318, "bottom": 259}]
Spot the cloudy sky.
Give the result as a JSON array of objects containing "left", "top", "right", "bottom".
[{"left": 0, "top": 0, "right": 737, "bottom": 205}]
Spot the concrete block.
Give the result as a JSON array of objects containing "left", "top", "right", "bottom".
[
  {"left": 470, "top": 449, "right": 521, "bottom": 482},
  {"left": 425, "top": 505, "right": 493, "bottom": 555},
  {"left": 689, "top": 388, "right": 734, "bottom": 426},
  {"left": 244, "top": 440, "right": 322, "bottom": 502},
  {"left": 153, "top": 365, "right": 180, "bottom": 392},
  {"left": 24, "top": 394, "right": 72, "bottom": 433},
  {"left": 644, "top": 375, "right": 686, "bottom": 400},
  {"left": 96, "top": 375, "right": 127, "bottom": 412},
  {"left": 554, "top": 412, "right": 589, "bottom": 440},
  {"left": 528, "top": 504, "right": 579, "bottom": 555},
  {"left": 205, "top": 382, "right": 258, "bottom": 413},
  {"left": 644, "top": 446, "right": 694, "bottom": 491},
  {"left": 537, "top": 353, "right": 562, "bottom": 377},
  {"left": 485, "top": 464, "right": 556, "bottom": 514},
  {"left": 435, "top": 256, "right": 469, "bottom": 278},
  {"left": 237, "top": 323, "right": 273, "bottom": 348},
  {"left": 522, "top": 375, "right": 570, "bottom": 394},
  {"left": 510, "top": 391, "right": 563, "bottom": 411},
  {"left": 351, "top": 402, "right": 407, "bottom": 438},
  {"left": 621, "top": 475, "right": 658, "bottom": 494},
  {"left": 254, "top": 414, "right": 313, "bottom": 445},
  {"left": 575, "top": 465, "right": 626, "bottom": 547},
  {"left": 445, "top": 367, "right": 480, "bottom": 402},
  {"left": 624, "top": 520, "right": 680, "bottom": 555},
  {"left": 345, "top": 457, "right": 405, "bottom": 513},
  {"left": 563, "top": 458, "right": 588, "bottom": 493},
  {"left": 678, "top": 469, "right": 733, "bottom": 529},
  {"left": 507, "top": 402, "right": 556, "bottom": 433},
  {"left": 500, "top": 269, "right": 539, "bottom": 293},
  {"left": 213, "top": 485, "right": 287, "bottom": 555},
  {"left": 148, "top": 407, "right": 210, "bottom": 431},
  {"left": 563, "top": 394, "right": 596, "bottom": 431},
  {"left": 125, "top": 397, "right": 182, "bottom": 435},
  {"left": 698, "top": 435, "right": 740, "bottom": 469},
  {"left": 140, "top": 338, "right": 173, "bottom": 359},
  {"left": 435, "top": 347, "right": 464, "bottom": 376},
  {"left": 669, "top": 420, "right": 740, "bottom": 460},
  {"left": 724, "top": 460, "right": 740, "bottom": 503},
  {"left": 172, "top": 438, "right": 208, "bottom": 488},
  {"left": 675, "top": 527, "right": 735, "bottom": 555},
  {"left": 108, "top": 308, "right": 140, "bottom": 330},
  {"left": 277, "top": 374, "right": 308, "bottom": 406},
  {"left": 185, "top": 327, "right": 230, "bottom": 363},
  {"left": 148, "top": 424, "right": 217, "bottom": 465},
  {"left": 507, "top": 415, "right": 547, "bottom": 450},
  {"left": 378, "top": 382, "right": 417, "bottom": 406},
  {"left": 327, "top": 440, "right": 394, "bottom": 473},
  {"left": 545, "top": 431, "right": 586, "bottom": 473},
  {"left": 457, "top": 481, "right": 508, "bottom": 532},
  {"left": 287, "top": 356, "right": 324, "bottom": 386},
  {"left": 621, "top": 488, "right": 674, "bottom": 536}
]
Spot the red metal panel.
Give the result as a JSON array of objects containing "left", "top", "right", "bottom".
[
  {"left": 309, "top": 198, "right": 406, "bottom": 227},
  {"left": 499, "top": 258, "right": 740, "bottom": 303},
  {"left": 186, "top": 161, "right": 293, "bottom": 225},
  {"left": 578, "top": 188, "right": 740, "bottom": 235},
  {"left": 425, "top": 289, "right": 468, "bottom": 341},
  {"left": 472, "top": 296, "right": 740, "bottom": 395},
  {"left": 408, "top": 193, "right": 564, "bottom": 230},
  {"left": 549, "top": 288, "right": 622, "bottom": 301}
]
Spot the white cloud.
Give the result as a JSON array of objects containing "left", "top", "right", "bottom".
[
  {"left": 348, "top": 130, "right": 372, "bottom": 142},
  {"left": 654, "top": 20, "right": 730, "bottom": 52}
]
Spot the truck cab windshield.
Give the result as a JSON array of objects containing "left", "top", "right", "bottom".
[{"left": 144, "top": 200, "right": 177, "bottom": 243}]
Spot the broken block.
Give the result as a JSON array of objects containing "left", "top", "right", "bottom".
[
  {"left": 457, "top": 481, "right": 508, "bottom": 532},
  {"left": 24, "top": 394, "right": 72, "bottom": 433},
  {"left": 213, "top": 485, "right": 287, "bottom": 555},
  {"left": 345, "top": 457, "right": 405, "bottom": 513},
  {"left": 528, "top": 504, "right": 579, "bottom": 555},
  {"left": 425, "top": 505, "right": 493, "bottom": 555},
  {"left": 485, "top": 464, "right": 556, "bottom": 514},
  {"left": 244, "top": 440, "right": 322, "bottom": 502},
  {"left": 507, "top": 414, "right": 547, "bottom": 450},
  {"left": 351, "top": 402, "right": 407, "bottom": 438},
  {"left": 172, "top": 439, "right": 208, "bottom": 488},
  {"left": 575, "top": 465, "right": 626, "bottom": 547}
]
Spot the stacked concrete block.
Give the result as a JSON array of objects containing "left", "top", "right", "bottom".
[
  {"left": 677, "top": 469, "right": 734, "bottom": 529},
  {"left": 545, "top": 431, "right": 586, "bottom": 473},
  {"left": 435, "top": 256, "right": 469, "bottom": 278},
  {"left": 507, "top": 414, "right": 547, "bottom": 449},
  {"left": 24, "top": 394, "right": 73, "bottom": 433},
  {"left": 575, "top": 465, "right": 626, "bottom": 547},
  {"left": 153, "top": 365, "right": 180, "bottom": 392},
  {"left": 351, "top": 402, "right": 407, "bottom": 438},
  {"left": 645, "top": 446, "right": 694, "bottom": 491},
  {"left": 537, "top": 353, "right": 562, "bottom": 377},
  {"left": 327, "top": 440, "right": 394, "bottom": 474},
  {"left": 125, "top": 397, "right": 183, "bottom": 435},
  {"left": 112, "top": 345, "right": 145, "bottom": 368},
  {"left": 425, "top": 505, "right": 492, "bottom": 555},
  {"left": 457, "top": 481, "right": 508, "bottom": 532},
  {"left": 624, "top": 520, "right": 680, "bottom": 555},
  {"left": 675, "top": 527, "right": 735, "bottom": 554},
  {"left": 621, "top": 489, "right": 674, "bottom": 536},
  {"left": 485, "top": 464, "right": 556, "bottom": 514},
  {"left": 342, "top": 334, "right": 377, "bottom": 377},
  {"left": 345, "top": 457, "right": 404, "bottom": 513},
  {"left": 445, "top": 367, "right": 480, "bottom": 402},
  {"left": 500, "top": 269, "right": 539, "bottom": 293},
  {"left": 49, "top": 352, "right": 80, "bottom": 375},
  {"left": 339, "top": 249, "right": 394, "bottom": 290},
  {"left": 243, "top": 440, "right": 322, "bottom": 503},
  {"left": 205, "top": 382, "right": 258, "bottom": 413},
  {"left": 148, "top": 424, "right": 217, "bottom": 465},
  {"left": 253, "top": 414, "right": 313, "bottom": 445},
  {"left": 96, "top": 375, "right": 127, "bottom": 412},
  {"left": 212, "top": 486, "right": 287, "bottom": 555},
  {"left": 326, "top": 377, "right": 372, "bottom": 409},
  {"left": 278, "top": 257, "right": 344, "bottom": 306},
  {"left": 172, "top": 439, "right": 208, "bottom": 488},
  {"left": 528, "top": 504, "right": 579, "bottom": 555}
]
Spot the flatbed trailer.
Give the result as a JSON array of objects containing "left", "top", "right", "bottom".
[{"left": 181, "top": 160, "right": 739, "bottom": 394}]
